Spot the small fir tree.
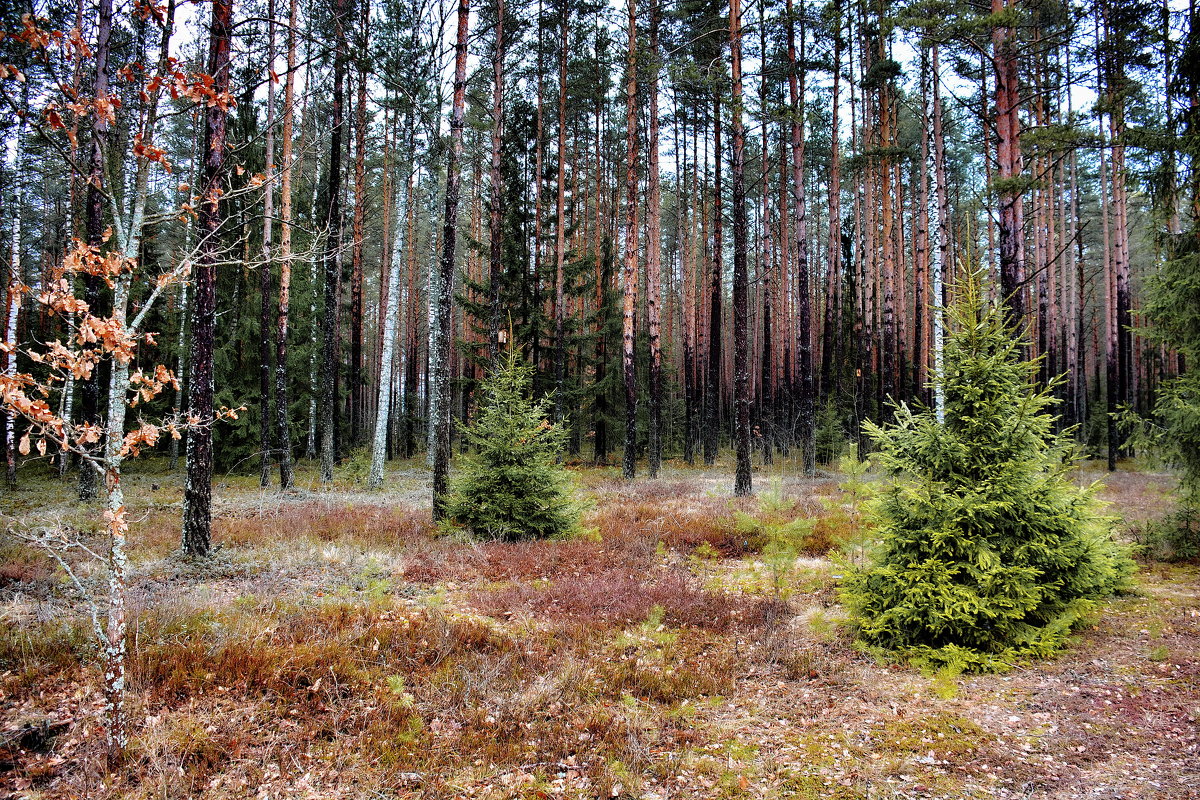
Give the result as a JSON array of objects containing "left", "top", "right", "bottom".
[
  {"left": 840, "top": 272, "right": 1134, "bottom": 671},
  {"left": 445, "top": 345, "right": 580, "bottom": 540}
]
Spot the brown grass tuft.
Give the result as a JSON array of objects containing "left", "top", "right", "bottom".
[
  {"left": 470, "top": 567, "right": 786, "bottom": 633},
  {"left": 134, "top": 502, "right": 434, "bottom": 558}
]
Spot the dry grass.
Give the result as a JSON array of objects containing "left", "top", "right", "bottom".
[
  {"left": 1, "top": 463, "right": 1196, "bottom": 800},
  {"left": 470, "top": 567, "right": 787, "bottom": 633},
  {"left": 133, "top": 501, "right": 434, "bottom": 559}
]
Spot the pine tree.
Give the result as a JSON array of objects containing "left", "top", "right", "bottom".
[
  {"left": 445, "top": 346, "right": 579, "bottom": 541},
  {"left": 840, "top": 271, "right": 1133, "bottom": 672}
]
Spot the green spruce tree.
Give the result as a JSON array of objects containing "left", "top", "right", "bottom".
[
  {"left": 445, "top": 345, "right": 580, "bottom": 541},
  {"left": 840, "top": 272, "right": 1134, "bottom": 672}
]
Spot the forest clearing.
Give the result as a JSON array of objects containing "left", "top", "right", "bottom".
[{"left": 1, "top": 459, "right": 1197, "bottom": 799}]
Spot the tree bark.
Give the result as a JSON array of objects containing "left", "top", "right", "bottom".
[
  {"left": 621, "top": 0, "right": 639, "bottom": 480},
  {"left": 993, "top": 0, "right": 1026, "bottom": 331},
  {"left": 350, "top": 1, "right": 369, "bottom": 447},
  {"left": 78, "top": 0, "right": 113, "bottom": 502},
  {"left": 5, "top": 90, "right": 27, "bottom": 488},
  {"left": 487, "top": 0, "right": 505, "bottom": 361},
  {"left": 275, "top": 0, "right": 298, "bottom": 489},
  {"left": 647, "top": 0, "right": 663, "bottom": 478},
  {"left": 930, "top": 45, "right": 950, "bottom": 421},
  {"left": 433, "top": 0, "right": 470, "bottom": 518},
  {"left": 704, "top": 90, "right": 723, "bottom": 467},
  {"left": 553, "top": 10, "right": 569, "bottom": 424},
  {"left": 822, "top": 0, "right": 843, "bottom": 402},
  {"left": 258, "top": 0, "right": 277, "bottom": 487},
  {"left": 182, "top": 0, "right": 233, "bottom": 556},
  {"left": 370, "top": 121, "right": 410, "bottom": 488},
  {"left": 730, "top": 0, "right": 751, "bottom": 496},
  {"left": 786, "top": 0, "right": 814, "bottom": 475},
  {"left": 319, "top": 0, "right": 348, "bottom": 483}
]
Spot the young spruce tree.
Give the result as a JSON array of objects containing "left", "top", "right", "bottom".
[
  {"left": 841, "top": 272, "right": 1134, "bottom": 672},
  {"left": 445, "top": 345, "right": 580, "bottom": 541}
]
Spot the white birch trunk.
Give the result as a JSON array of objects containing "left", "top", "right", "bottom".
[
  {"left": 930, "top": 46, "right": 948, "bottom": 425},
  {"left": 6, "top": 102, "right": 27, "bottom": 485},
  {"left": 426, "top": 243, "right": 440, "bottom": 468},
  {"left": 368, "top": 177, "right": 409, "bottom": 487}
]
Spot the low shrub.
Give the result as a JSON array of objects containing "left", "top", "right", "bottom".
[{"left": 470, "top": 567, "right": 785, "bottom": 632}]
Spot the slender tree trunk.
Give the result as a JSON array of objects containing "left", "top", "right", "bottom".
[
  {"left": 730, "top": 0, "right": 751, "bottom": 495},
  {"left": 786, "top": 0, "right": 815, "bottom": 475},
  {"left": 593, "top": 103, "right": 610, "bottom": 465},
  {"left": 78, "top": 0, "right": 113, "bottom": 502},
  {"left": 993, "top": 0, "right": 1026, "bottom": 330},
  {"left": 487, "top": 0, "right": 505, "bottom": 360},
  {"left": 704, "top": 91, "right": 723, "bottom": 467},
  {"left": 5, "top": 92, "right": 27, "bottom": 488},
  {"left": 1108, "top": 53, "right": 1132, "bottom": 454},
  {"left": 1103, "top": 141, "right": 1117, "bottom": 471},
  {"left": 914, "top": 48, "right": 930, "bottom": 404},
  {"left": 621, "top": 0, "right": 639, "bottom": 480},
  {"left": 275, "top": 0, "right": 298, "bottom": 489},
  {"left": 646, "top": 0, "right": 663, "bottom": 477},
  {"left": 877, "top": 34, "right": 897, "bottom": 407},
  {"left": 433, "top": 0, "right": 470, "bottom": 518},
  {"left": 757, "top": 11, "right": 774, "bottom": 466},
  {"left": 319, "top": 0, "right": 348, "bottom": 483},
  {"left": 553, "top": 12, "right": 569, "bottom": 425},
  {"left": 931, "top": 45, "right": 949, "bottom": 422},
  {"left": 349, "top": 0, "right": 369, "bottom": 447},
  {"left": 402, "top": 159, "right": 419, "bottom": 459},
  {"left": 532, "top": 0, "right": 545, "bottom": 378},
  {"left": 369, "top": 124, "right": 410, "bottom": 488},
  {"left": 258, "top": 0, "right": 277, "bottom": 487},
  {"left": 823, "top": 0, "right": 843, "bottom": 402},
  {"left": 182, "top": 0, "right": 233, "bottom": 556},
  {"left": 680, "top": 109, "right": 697, "bottom": 465}
]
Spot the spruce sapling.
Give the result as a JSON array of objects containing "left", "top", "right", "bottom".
[{"left": 839, "top": 271, "right": 1135, "bottom": 671}]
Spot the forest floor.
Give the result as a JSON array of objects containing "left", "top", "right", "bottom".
[{"left": 0, "top": 456, "right": 1197, "bottom": 799}]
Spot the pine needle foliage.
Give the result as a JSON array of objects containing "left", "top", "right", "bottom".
[
  {"left": 840, "top": 272, "right": 1134, "bottom": 672},
  {"left": 445, "top": 346, "right": 580, "bottom": 541}
]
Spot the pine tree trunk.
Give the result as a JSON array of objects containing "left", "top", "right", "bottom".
[
  {"left": 646, "top": 0, "right": 663, "bottom": 478},
  {"left": 914, "top": 48, "right": 930, "bottom": 404},
  {"left": 258, "top": 0, "right": 277, "bottom": 488},
  {"left": 275, "top": 0, "right": 298, "bottom": 489},
  {"left": 621, "top": 0, "right": 639, "bottom": 480},
  {"left": 730, "top": 0, "right": 751, "bottom": 496},
  {"left": 487, "top": 0, "right": 505, "bottom": 361},
  {"left": 433, "top": 0, "right": 470, "bottom": 518},
  {"left": 553, "top": 13, "right": 569, "bottom": 425},
  {"left": 182, "top": 0, "right": 232, "bottom": 557},
  {"left": 822, "top": 0, "right": 843, "bottom": 402},
  {"left": 993, "top": 0, "right": 1026, "bottom": 330},
  {"left": 704, "top": 91, "right": 723, "bottom": 468},
  {"left": 319, "top": 0, "right": 348, "bottom": 483},
  {"left": 402, "top": 161, "right": 419, "bottom": 459},
  {"left": 350, "top": 4, "right": 369, "bottom": 449},
  {"left": 786, "top": 0, "right": 815, "bottom": 475},
  {"left": 531, "top": 0, "right": 545, "bottom": 379}
]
